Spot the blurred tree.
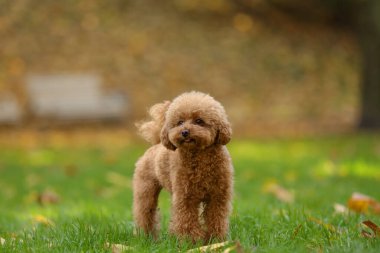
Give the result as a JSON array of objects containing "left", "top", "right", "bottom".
[
  {"left": 236, "top": 0, "right": 380, "bottom": 129},
  {"left": 353, "top": 0, "right": 380, "bottom": 129}
]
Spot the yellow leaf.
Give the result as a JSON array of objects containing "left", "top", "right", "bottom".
[
  {"left": 222, "top": 245, "right": 236, "bottom": 253},
  {"left": 187, "top": 241, "right": 231, "bottom": 252},
  {"left": 1, "top": 237, "right": 5, "bottom": 245},
  {"left": 105, "top": 243, "right": 133, "bottom": 253},
  {"left": 347, "top": 192, "right": 380, "bottom": 214},
  {"left": 33, "top": 215, "right": 54, "bottom": 226},
  {"left": 233, "top": 13, "right": 254, "bottom": 33}
]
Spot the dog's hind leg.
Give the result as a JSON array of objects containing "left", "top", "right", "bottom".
[{"left": 133, "top": 171, "right": 162, "bottom": 238}]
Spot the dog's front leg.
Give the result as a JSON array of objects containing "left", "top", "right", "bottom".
[
  {"left": 169, "top": 193, "right": 205, "bottom": 242},
  {"left": 203, "top": 192, "right": 231, "bottom": 241}
]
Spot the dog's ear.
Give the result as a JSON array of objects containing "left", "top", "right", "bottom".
[
  {"left": 215, "top": 120, "right": 232, "bottom": 145},
  {"left": 160, "top": 125, "right": 177, "bottom": 151}
]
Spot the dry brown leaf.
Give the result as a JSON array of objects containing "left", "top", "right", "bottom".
[
  {"left": 291, "top": 224, "right": 302, "bottom": 239},
  {"left": 361, "top": 220, "right": 380, "bottom": 238},
  {"left": 347, "top": 192, "right": 380, "bottom": 214},
  {"left": 37, "top": 190, "right": 60, "bottom": 206},
  {"left": 187, "top": 241, "right": 231, "bottom": 252},
  {"left": 263, "top": 181, "right": 294, "bottom": 203}
]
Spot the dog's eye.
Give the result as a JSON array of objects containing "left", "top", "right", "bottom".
[
  {"left": 177, "top": 120, "right": 184, "bottom": 126},
  {"left": 195, "top": 118, "right": 204, "bottom": 125}
]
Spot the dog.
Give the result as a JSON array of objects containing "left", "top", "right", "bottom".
[{"left": 133, "top": 91, "right": 233, "bottom": 242}]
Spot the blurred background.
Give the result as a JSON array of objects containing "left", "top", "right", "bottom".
[{"left": 0, "top": 0, "right": 379, "bottom": 141}]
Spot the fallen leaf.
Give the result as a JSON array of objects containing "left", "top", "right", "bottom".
[
  {"left": 361, "top": 220, "right": 380, "bottom": 238},
  {"left": 33, "top": 215, "right": 54, "bottom": 226},
  {"left": 347, "top": 192, "right": 380, "bottom": 214},
  {"left": 263, "top": 181, "right": 294, "bottom": 203},
  {"left": 291, "top": 224, "right": 302, "bottom": 239},
  {"left": 334, "top": 203, "right": 349, "bottom": 215},
  {"left": 105, "top": 242, "right": 133, "bottom": 253},
  {"left": 106, "top": 172, "right": 131, "bottom": 188},
  {"left": 0, "top": 235, "right": 24, "bottom": 245},
  {"left": 361, "top": 230, "right": 374, "bottom": 238},
  {"left": 222, "top": 241, "right": 244, "bottom": 253},
  {"left": 308, "top": 216, "right": 337, "bottom": 233},
  {"left": 37, "top": 190, "right": 60, "bottom": 206},
  {"left": 233, "top": 13, "right": 254, "bottom": 33},
  {"left": 222, "top": 245, "right": 236, "bottom": 253},
  {"left": 348, "top": 192, "right": 372, "bottom": 213},
  {"left": 187, "top": 241, "right": 231, "bottom": 252}
]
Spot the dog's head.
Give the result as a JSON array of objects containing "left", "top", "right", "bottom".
[{"left": 160, "top": 91, "right": 231, "bottom": 151}]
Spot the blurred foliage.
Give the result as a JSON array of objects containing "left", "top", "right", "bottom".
[{"left": 0, "top": 0, "right": 361, "bottom": 136}]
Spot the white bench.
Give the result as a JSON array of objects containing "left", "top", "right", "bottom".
[
  {"left": 0, "top": 94, "right": 22, "bottom": 124},
  {"left": 26, "top": 74, "right": 127, "bottom": 122}
]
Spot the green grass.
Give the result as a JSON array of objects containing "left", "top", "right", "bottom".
[{"left": 1, "top": 134, "right": 380, "bottom": 252}]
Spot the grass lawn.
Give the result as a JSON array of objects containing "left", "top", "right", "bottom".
[{"left": 0, "top": 133, "right": 380, "bottom": 252}]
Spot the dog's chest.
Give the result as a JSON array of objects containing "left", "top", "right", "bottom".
[
  {"left": 174, "top": 148, "right": 227, "bottom": 199},
  {"left": 178, "top": 163, "right": 220, "bottom": 199}
]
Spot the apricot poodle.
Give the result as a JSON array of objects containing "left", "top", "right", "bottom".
[{"left": 133, "top": 91, "right": 233, "bottom": 242}]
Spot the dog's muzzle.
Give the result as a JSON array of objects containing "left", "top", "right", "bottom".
[{"left": 181, "top": 129, "right": 190, "bottom": 137}]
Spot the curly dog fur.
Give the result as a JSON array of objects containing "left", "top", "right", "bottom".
[{"left": 133, "top": 91, "right": 233, "bottom": 242}]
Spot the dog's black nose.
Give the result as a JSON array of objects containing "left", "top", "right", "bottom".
[{"left": 181, "top": 130, "right": 189, "bottom": 137}]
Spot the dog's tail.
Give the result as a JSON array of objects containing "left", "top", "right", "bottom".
[{"left": 136, "top": 101, "right": 171, "bottom": 145}]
